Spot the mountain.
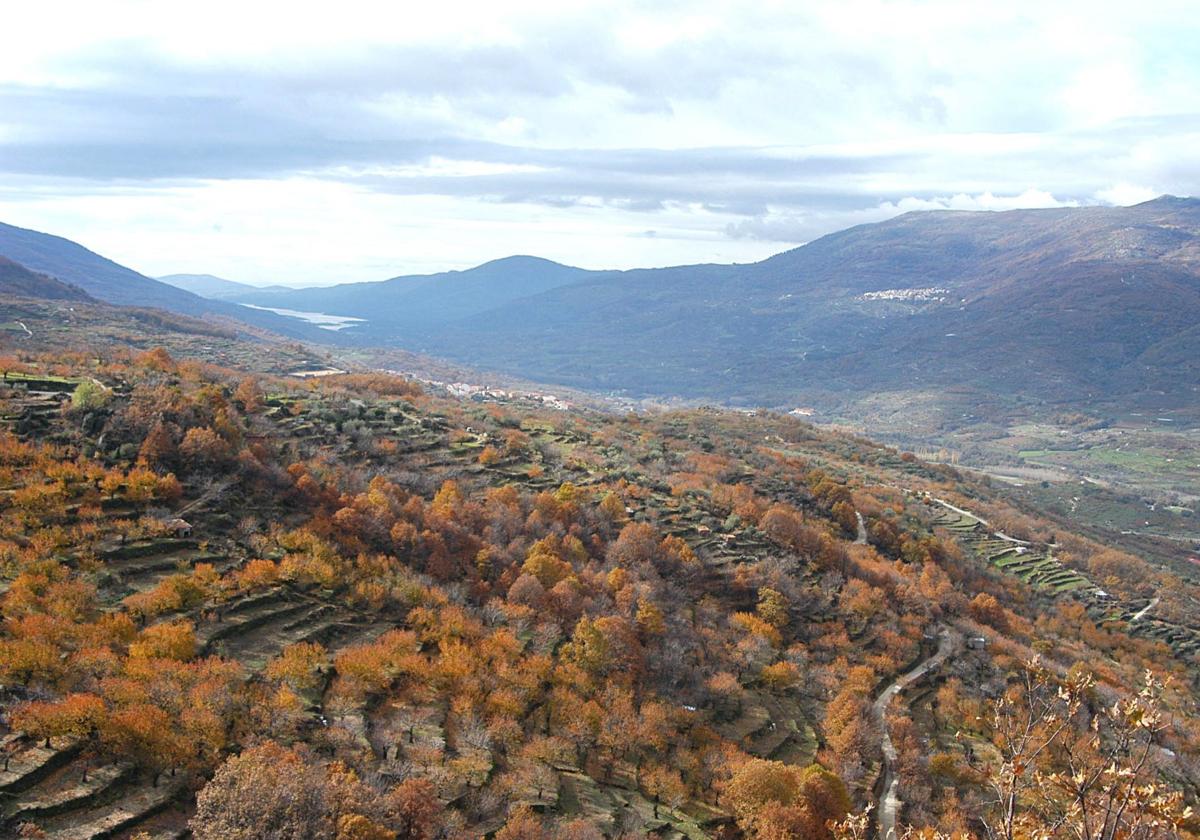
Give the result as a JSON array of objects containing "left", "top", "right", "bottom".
[
  {"left": 0, "top": 220, "right": 226, "bottom": 314},
  {"left": 227, "top": 255, "right": 592, "bottom": 331},
  {"left": 238, "top": 197, "right": 1200, "bottom": 416},
  {"left": 0, "top": 221, "right": 321, "bottom": 339},
  {"left": 11, "top": 199, "right": 1200, "bottom": 423},
  {"left": 158, "top": 273, "right": 294, "bottom": 300},
  {"left": 458, "top": 196, "right": 1200, "bottom": 408},
  {"left": 0, "top": 256, "right": 94, "bottom": 301}
]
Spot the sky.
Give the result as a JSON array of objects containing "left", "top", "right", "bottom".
[{"left": 2, "top": 1, "right": 1199, "bottom": 287}]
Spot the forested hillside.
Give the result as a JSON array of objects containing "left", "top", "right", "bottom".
[
  {"left": 0, "top": 222, "right": 323, "bottom": 341},
  {"left": 0, "top": 323, "right": 1197, "bottom": 839},
  {"left": 0, "top": 257, "right": 93, "bottom": 302}
]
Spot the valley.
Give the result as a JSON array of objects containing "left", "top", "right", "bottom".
[
  {"left": 0, "top": 200, "right": 1198, "bottom": 840},
  {"left": 4, "top": 8, "right": 1199, "bottom": 839},
  {"left": 10, "top": 199, "right": 1200, "bottom": 577},
  {"left": 0, "top": 323, "right": 1196, "bottom": 838}
]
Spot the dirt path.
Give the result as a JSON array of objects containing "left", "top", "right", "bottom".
[
  {"left": 992, "top": 530, "right": 1031, "bottom": 546},
  {"left": 1130, "top": 596, "right": 1160, "bottom": 623},
  {"left": 855, "top": 512, "right": 868, "bottom": 545},
  {"left": 930, "top": 496, "right": 1030, "bottom": 546},
  {"left": 874, "top": 628, "right": 958, "bottom": 840},
  {"left": 16, "top": 321, "right": 32, "bottom": 338},
  {"left": 930, "top": 497, "right": 986, "bottom": 526},
  {"left": 175, "top": 478, "right": 234, "bottom": 518}
]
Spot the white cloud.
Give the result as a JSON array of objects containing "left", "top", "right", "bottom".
[
  {"left": 891, "top": 190, "right": 1079, "bottom": 213},
  {"left": 725, "top": 190, "right": 1082, "bottom": 244},
  {"left": 1094, "top": 184, "right": 1159, "bottom": 206}
]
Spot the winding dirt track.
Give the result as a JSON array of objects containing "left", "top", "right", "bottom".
[{"left": 873, "top": 628, "right": 958, "bottom": 840}]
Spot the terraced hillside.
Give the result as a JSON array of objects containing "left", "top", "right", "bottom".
[
  {"left": 924, "top": 500, "right": 1200, "bottom": 660},
  {"left": 0, "top": 348, "right": 1197, "bottom": 839},
  {"left": 926, "top": 504, "right": 1095, "bottom": 594}
]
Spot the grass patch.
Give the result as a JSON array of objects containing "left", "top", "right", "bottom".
[
  {"left": 1, "top": 370, "right": 77, "bottom": 385},
  {"left": 1085, "top": 447, "right": 1175, "bottom": 474}
]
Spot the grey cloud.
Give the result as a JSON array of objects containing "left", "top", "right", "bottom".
[
  {"left": 702, "top": 201, "right": 770, "bottom": 217},
  {"left": 0, "top": 72, "right": 926, "bottom": 204},
  {"left": 612, "top": 198, "right": 667, "bottom": 212},
  {"left": 495, "top": 194, "right": 583, "bottom": 209},
  {"left": 2, "top": 20, "right": 1198, "bottom": 257}
]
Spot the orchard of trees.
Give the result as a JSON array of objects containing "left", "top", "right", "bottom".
[{"left": 0, "top": 346, "right": 1196, "bottom": 839}]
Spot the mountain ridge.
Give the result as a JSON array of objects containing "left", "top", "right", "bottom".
[
  {"left": 5, "top": 197, "right": 1200, "bottom": 418},
  {"left": 0, "top": 255, "right": 94, "bottom": 301},
  {"left": 262, "top": 195, "right": 1200, "bottom": 413},
  {"left": 158, "top": 273, "right": 296, "bottom": 299},
  {"left": 226, "top": 252, "right": 596, "bottom": 331},
  {"left": 0, "top": 221, "right": 324, "bottom": 340}
]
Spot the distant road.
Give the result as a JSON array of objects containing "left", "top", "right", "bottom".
[
  {"left": 874, "top": 628, "right": 958, "bottom": 840},
  {"left": 931, "top": 498, "right": 985, "bottom": 524}
]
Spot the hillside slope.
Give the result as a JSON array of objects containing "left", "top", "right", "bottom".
[
  {"left": 0, "top": 256, "right": 93, "bottom": 301},
  {"left": 424, "top": 197, "right": 1200, "bottom": 408},
  {"left": 0, "top": 338, "right": 1196, "bottom": 839},
  {"left": 0, "top": 221, "right": 322, "bottom": 339}
]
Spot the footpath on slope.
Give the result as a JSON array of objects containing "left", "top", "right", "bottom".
[
  {"left": 873, "top": 627, "right": 959, "bottom": 840},
  {"left": 929, "top": 496, "right": 1029, "bottom": 546}
]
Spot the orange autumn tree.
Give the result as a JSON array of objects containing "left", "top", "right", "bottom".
[{"left": 722, "top": 758, "right": 851, "bottom": 840}]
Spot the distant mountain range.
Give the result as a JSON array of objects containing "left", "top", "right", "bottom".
[
  {"left": 205, "top": 196, "right": 1200, "bottom": 414},
  {"left": 4, "top": 198, "right": 1199, "bottom": 420},
  {"left": 158, "top": 273, "right": 295, "bottom": 300},
  {"left": 227, "top": 256, "right": 591, "bottom": 333}
]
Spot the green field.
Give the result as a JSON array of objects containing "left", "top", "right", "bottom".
[{"left": 1, "top": 370, "right": 76, "bottom": 385}]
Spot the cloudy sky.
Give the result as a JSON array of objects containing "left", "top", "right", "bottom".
[{"left": 2, "top": 1, "right": 1199, "bottom": 286}]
